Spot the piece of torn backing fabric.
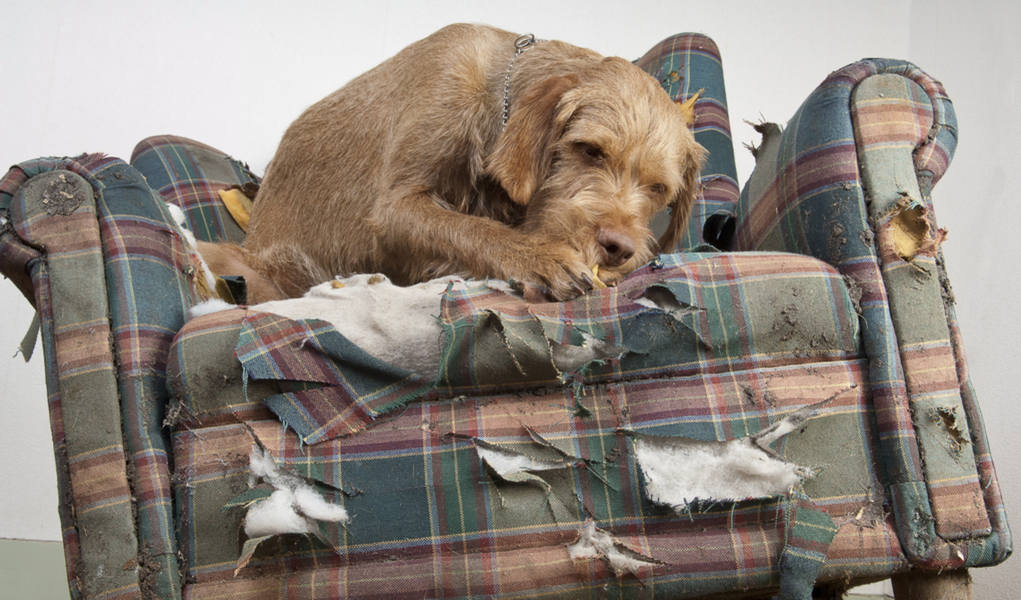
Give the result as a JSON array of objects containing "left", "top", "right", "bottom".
[{"left": 165, "top": 250, "right": 889, "bottom": 598}]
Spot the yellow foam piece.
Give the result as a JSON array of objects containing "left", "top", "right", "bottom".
[
  {"left": 218, "top": 188, "right": 254, "bottom": 233},
  {"left": 676, "top": 89, "right": 703, "bottom": 127}
]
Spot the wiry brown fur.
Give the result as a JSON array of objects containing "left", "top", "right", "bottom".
[{"left": 204, "top": 24, "right": 705, "bottom": 303}]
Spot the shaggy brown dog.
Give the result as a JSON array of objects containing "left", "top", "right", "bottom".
[{"left": 201, "top": 23, "right": 705, "bottom": 303}]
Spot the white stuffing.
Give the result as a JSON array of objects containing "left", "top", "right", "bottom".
[
  {"left": 634, "top": 436, "right": 809, "bottom": 508},
  {"left": 254, "top": 274, "right": 462, "bottom": 377},
  {"left": 244, "top": 489, "right": 315, "bottom": 538},
  {"left": 166, "top": 201, "right": 221, "bottom": 300},
  {"left": 567, "top": 521, "right": 660, "bottom": 576},
  {"left": 248, "top": 443, "right": 278, "bottom": 483},
  {"left": 631, "top": 402, "right": 829, "bottom": 510},
  {"left": 187, "top": 298, "right": 237, "bottom": 320},
  {"left": 243, "top": 446, "right": 348, "bottom": 539}
]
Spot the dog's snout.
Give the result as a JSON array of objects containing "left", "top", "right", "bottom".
[{"left": 597, "top": 229, "right": 635, "bottom": 267}]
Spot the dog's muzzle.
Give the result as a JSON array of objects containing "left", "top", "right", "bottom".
[{"left": 597, "top": 228, "right": 636, "bottom": 267}]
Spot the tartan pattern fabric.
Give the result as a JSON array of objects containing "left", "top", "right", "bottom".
[
  {"left": 778, "top": 494, "right": 839, "bottom": 600},
  {"left": 93, "top": 158, "right": 206, "bottom": 598},
  {"left": 851, "top": 74, "right": 988, "bottom": 540},
  {"left": 170, "top": 325, "right": 874, "bottom": 598},
  {"left": 130, "top": 135, "right": 259, "bottom": 244},
  {"left": 235, "top": 313, "right": 433, "bottom": 444},
  {"left": 635, "top": 33, "right": 740, "bottom": 251},
  {"left": 0, "top": 154, "right": 206, "bottom": 598},
  {"left": 2, "top": 159, "right": 142, "bottom": 599},
  {"left": 166, "top": 251, "right": 881, "bottom": 598},
  {"left": 437, "top": 252, "right": 860, "bottom": 396},
  {"left": 735, "top": 58, "right": 1010, "bottom": 567}
]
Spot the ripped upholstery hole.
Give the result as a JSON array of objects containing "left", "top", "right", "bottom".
[
  {"left": 567, "top": 521, "right": 664, "bottom": 576},
  {"left": 631, "top": 432, "right": 810, "bottom": 508},
  {"left": 930, "top": 405, "right": 970, "bottom": 454},
  {"left": 625, "top": 390, "right": 852, "bottom": 511},
  {"left": 883, "top": 197, "right": 947, "bottom": 261},
  {"left": 225, "top": 445, "right": 349, "bottom": 575},
  {"left": 242, "top": 446, "right": 348, "bottom": 537}
]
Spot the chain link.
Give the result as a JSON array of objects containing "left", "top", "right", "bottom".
[{"left": 501, "top": 33, "right": 539, "bottom": 130}]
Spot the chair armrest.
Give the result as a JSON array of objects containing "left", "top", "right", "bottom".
[
  {"left": 735, "top": 59, "right": 1010, "bottom": 569},
  {"left": 0, "top": 155, "right": 201, "bottom": 598}
]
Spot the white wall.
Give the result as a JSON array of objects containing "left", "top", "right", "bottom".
[{"left": 0, "top": 0, "right": 1014, "bottom": 596}]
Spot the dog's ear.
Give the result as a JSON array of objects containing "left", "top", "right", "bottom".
[
  {"left": 486, "top": 74, "right": 580, "bottom": 205},
  {"left": 656, "top": 142, "right": 706, "bottom": 253}
]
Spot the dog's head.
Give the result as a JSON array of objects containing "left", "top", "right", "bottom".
[{"left": 486, "top": 56, "right": 706, "bottom": 284}]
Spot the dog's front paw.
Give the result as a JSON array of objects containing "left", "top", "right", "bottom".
[{"left": 503, "top": 245, "right": 595, "bottom": 302}]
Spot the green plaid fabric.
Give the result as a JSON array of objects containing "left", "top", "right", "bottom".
[
  {"left": 2, "top": 158, "right": 145, "bottom": 600},
  {"left": 166, "top": 250, "right": 885, "bottom": 598},
  {"left": 736, "top": 59, "right": 1010, "bottom": 568},
  {"left": 130, "top": 135, "right": 259, "bottom": 244},
  {"left": 236, "top": 313, "right": 433, "bottom": 444},
  {"left": 635, "top": 33, "right": 739, "bottom": 251}
]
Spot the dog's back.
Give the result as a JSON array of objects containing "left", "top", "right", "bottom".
[
  {"left": 245, "top": 25, "right": 523, "bottom": 294},
  {"left": 223, "top": 24, "right": 701, "bottom": 303}
]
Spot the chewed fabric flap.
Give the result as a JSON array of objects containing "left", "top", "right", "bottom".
[{"left": 235, "top": 311, "right": 433, "bottom": 444}]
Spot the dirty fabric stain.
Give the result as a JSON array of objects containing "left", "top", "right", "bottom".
[{"left": 39, "top": 171, "right": 87, "bottom": 215}]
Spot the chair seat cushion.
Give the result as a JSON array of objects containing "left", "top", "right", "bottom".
[{"left": 165, "top": 251, "right": 905, "bottom": 597}]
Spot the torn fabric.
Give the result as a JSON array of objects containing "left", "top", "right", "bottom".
[
  {"left": 567, "top": 521, "right": 663, "bottom": 577},
  {"left": 877, "top": 197, "right": 947, "bottom": 262},
  {"left": 240, "top": 445, "right": 349, "bottom": 538},
  {"left": 627, "top": 394, "right": 844, "bottom": 510},
  {"left": 225, "top": 446, "right": 348, "bottom": 575},
  {"left": 470, "top": 430, "right": 600, "bottom": 524},
  {"left": 235, "top": 312, "right": 433, "bottom": 444},
  {"left": 255, "top": 274, "right": 458, "bottom": 377}
]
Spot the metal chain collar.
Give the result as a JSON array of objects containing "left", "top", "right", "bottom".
[{"left": 501, "top": 33, "right": 540, "bottom": 130}]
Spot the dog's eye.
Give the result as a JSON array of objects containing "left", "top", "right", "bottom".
[
  {"left": 576, "top": 142, "right": 605, "bottom": 163},
  {"left": 650, "top": 183, "right": 667, "bottom": 195}
]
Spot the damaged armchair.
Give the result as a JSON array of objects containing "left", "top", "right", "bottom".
[{"left": 0, "top": 33, "right": 1010, "bottom": 599}]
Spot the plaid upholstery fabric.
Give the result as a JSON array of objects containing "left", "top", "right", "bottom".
[
  {"left": 93, "top": 158, "right": 206, "bottom": 598},
  {"left": 635, "top": 33, "right": 740, "bottom": 251},
  {"left": 2, "top": 159, "right": 143, "bottom": 599},
  {"left": 735, "top": 59, "right": 1010, "bottom": 568},
  {"left": 852, "top": 74, "right": 987, "bottom": 541},
  {"left": 130, "top": 135, "right": 259, "bottom": 244},
  {"left": 0, "top": 154, "right": 205, "bottom": 598},
  {"left": 166, "top": 251, "right": 892, "bottom": 598},
  {"left": 437, "top": 252, "right": 859, "bottom": 395},
  {"left": 236, "top": 313, "right": 433, "bottom": 444}
]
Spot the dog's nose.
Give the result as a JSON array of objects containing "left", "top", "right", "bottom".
[{"left": 597, "top": 229, "right": 635, "bottom": 267}]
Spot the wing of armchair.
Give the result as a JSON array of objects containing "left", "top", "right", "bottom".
[{"left": 0, "top": 33, "right": 1008, "bottom": 600}]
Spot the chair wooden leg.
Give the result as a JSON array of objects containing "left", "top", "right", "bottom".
[{"left": 891, "top": 569, "right": 972, "bottom": 600}]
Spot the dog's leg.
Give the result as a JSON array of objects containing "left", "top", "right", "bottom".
[
  {"left": 375, "top": 191, "right": 594, "bottom": 300},
  {"left": 196, "top": 241, "right": 330, "bottom": 304}
]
